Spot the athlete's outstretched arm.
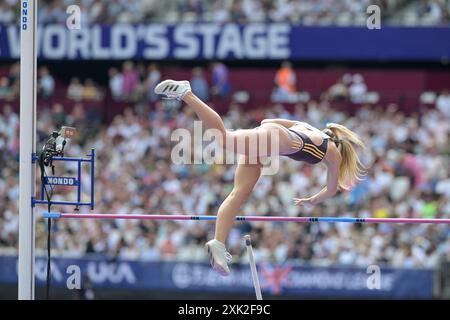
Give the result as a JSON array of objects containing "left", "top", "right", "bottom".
[{"left": 294, "top": 161, "right": 339, "bottom": 207}]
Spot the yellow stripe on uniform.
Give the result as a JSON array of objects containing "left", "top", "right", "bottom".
[
  {"left": 302, "top": 146, "right": 324, "bottom": 159},
  {"left": 302, "top": 148, "right": 323, "bottom": 159},
  {"left": 304, "top": 143, "right": 325, "bottom": 156},
  {"left": 303, "top": 145, "right": 324, "bottom": 158}
]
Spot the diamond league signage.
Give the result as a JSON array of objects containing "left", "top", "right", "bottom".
[{"left": 0, "top": 257, "right": 435, "bottom": 299}]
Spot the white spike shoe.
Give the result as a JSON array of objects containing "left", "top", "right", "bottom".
[
  {"left": 205, "top": 239, "right": 232, "bottom": 277},
  {"left": 154, "top": 79, "right": 191, "bottom": 100}
]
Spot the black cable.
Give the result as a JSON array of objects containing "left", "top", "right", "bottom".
[
  {"left": 39, "top": 137, "right": 57, "bottom": 300},
  {"left": 46, "top": 206, "right": 51, "bottom": 300},
  {"left": 46, "top": 163, "right": 56, "bottom": 300},
  {"left": 39, "top": 131, "right": 69, "bottom": 300}
]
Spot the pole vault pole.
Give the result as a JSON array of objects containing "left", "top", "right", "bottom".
[{"left": 19, "top": 0, "right": 37, "bottom": 300}]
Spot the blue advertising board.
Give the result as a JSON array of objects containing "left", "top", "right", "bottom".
[
  {"left": 0, "top": 256, "right": 434, "bottom": 298},
  {"left": 1, "top": 24, "right": 450, "bottom": 61}
]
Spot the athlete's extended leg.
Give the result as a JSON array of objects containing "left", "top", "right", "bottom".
[
  {"left": 216, "top": 160, "right": 261, "bottom": 243},
  {"left": 182, "top": 91, "right": 227, "bottom": 135},
  {"left": 155, "top": 79, "right": 226, "bottom": 134},
  {"left": 206, "top": 159, "right": 261, "bottom": 276},
  {"left": 155, "top": 80, "right": 295, "bottom": 157},
  {"left": 183, "top": 91, "right": 294, "bottom": 156}
]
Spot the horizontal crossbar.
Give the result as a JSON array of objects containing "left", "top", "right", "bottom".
[{"left": 42, "top": 212, "right": 450, "bottom": 224}]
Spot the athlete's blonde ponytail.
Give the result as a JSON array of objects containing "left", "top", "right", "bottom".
[{"left": 325, "top": 123, "right": 366, "bottom": 190}]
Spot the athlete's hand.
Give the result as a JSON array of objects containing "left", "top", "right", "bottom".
[{"left": 293, "top": 197, "right": 315, "bottom": 208}]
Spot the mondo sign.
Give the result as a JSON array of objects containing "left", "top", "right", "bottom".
[{"left": 44, "top": 176, "right": 78, "bottom": 186}]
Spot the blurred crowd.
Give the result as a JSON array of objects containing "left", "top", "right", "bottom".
[
  {"left": 396, "top": 0, "right": 450, "bottom": 26},
  {"left": 1, "top": 0, "right": 449, "bottom": 26},
  {"left": 106, "top": 61, "right": 228, "bottom": 103},
  {"left": 0, "top": 62, "right": 19, "bottom": 101},
  {"left": 272, "top": 62, "right": 374, "bottom": 104},
  {"left": 0, "top": 64, "right": 449, "bottom": 269}
]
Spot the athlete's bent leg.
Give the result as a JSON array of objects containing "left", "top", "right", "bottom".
[{"left": 206, "top": 159, "right": 261, "bottom": 276}]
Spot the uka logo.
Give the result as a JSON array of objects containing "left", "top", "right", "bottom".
[{"left": 32, "top": 260, "right": 136, "bottom": 289}]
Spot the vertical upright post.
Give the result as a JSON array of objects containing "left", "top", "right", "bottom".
[
  {"left": 19, "top": 0, "right": 37, "bottom": 300},
  {"left": 77, "top": 159, "right": 81, "bottom": 204},
  {"left": 90, "top": 149, "right": 95, "bottom": 209},
  {"left": 244, "top": 235, "right": 263, "bottom": 300}
]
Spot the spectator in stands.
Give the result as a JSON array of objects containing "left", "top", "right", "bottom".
[
  {"left": 146, "top": 63, "right": 161, "bottom": 102},
  {"left": 139, "top": 0, "right": 164, "bottom": 22},
  {"left": 0, "top": 2, "right": 15, "bottom": 24},
  {"left": 109, "top": 67, "right": 124, "bottom": 101},
  {"left": 7, "top": 62, "right": 20, "bottom": 99},
  {"left": 136, "top": 63, "right": 147, "bottom": 83},
  {"left": 89, "top": 0, "right": 108, "bottom": 24},
  {"left": 270, "top": 0, "right": 300, "bottom": 22},
  {"left": 38, "top": 67, "right": 55, "bottom": 98},
  {"left": 436, "top": 89, "right": 450, "bottom": 118},
  {"left": 419, "top": 0, "right": 448, "bottom": 25},
  {"left": 68, "top": 103, "right": 86, "bottom": 127},
  {"left": 190, "top": 67, "right": 209, "bottom": 102},
  {"left": 0, "top": 104, "right": 19, "bottom": 158},
  {"left": 324, "top": 77, "right": 349, "bottom": 102},
  {"left": 230, "top": 0, "right": 247, "bottom": 23},
  {"left": 242, "top": 0, "right": 266, "bottom": 22},
  {"left": 38, "top": 0, "right": 66, "bottom": 24},
  {"left": 179, "top": 0, "right": 205, "bottom": 21},
  {"left": 442, "top": 0, "right": 450, "bottom": 23},
  {"left": 210, "top": 0, "right": 230, "bottom": 23},
  {"left": 133, "top": 63, "right": 148, "bottom": 102},
  {"left": 67, "top": 77, "right": 84, "bottom": 101},
  {"left": 51, "top": 103, "right": 66, "bottom": 128},
  {"left": 211, "top": 62, "right": 231, "bottom": 98},
  {"left": 83, "top": 79, "right": 102, "bottom": 101},
  {"left": 2, "top": 104, "right": 18, "bottom": 131},
  {"left": 0, "top": 77, "right": 12, "bottom": 100},
  {"left": 349, "top": 74, "right": 368, "bottom": 104},
  {"left": 272, "top": 61, "right": 297, "bottom": 102},
  {"left": 122, "top": 61, "right": 139, "bottom": 101}
]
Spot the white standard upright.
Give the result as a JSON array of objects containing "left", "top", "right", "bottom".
[
  {"left": 244, "top": 235, "right": 263, "bottom": 300},
  {"left": 18, "top": 0, "right": 37, "bottom": 300}
]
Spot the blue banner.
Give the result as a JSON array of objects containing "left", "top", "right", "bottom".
[
  {"left": 1, "top": 24, "right": 450, "bottom": 61},
  {"left": 0, "top": 256, "right": 434, "bottom": 298}
]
